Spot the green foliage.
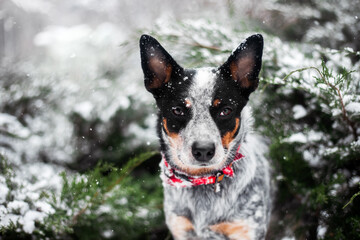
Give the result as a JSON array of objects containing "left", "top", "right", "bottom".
[
  {"left": 343, "top": 185, "right": 360, "bottom": 209},
  {"left": 1, "top": 152, "right": 165, "bottom": 239},
  {"left": 257, "top": 61, "right": 360, "bottom": 238},
  {"left": 44, "top": 151, "right": 164, "bottom": 239},
  {"left": 0, "top": 156, "right": 15, "bottom": 204}
]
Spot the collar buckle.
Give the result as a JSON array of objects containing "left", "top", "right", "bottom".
[{"left": 214, "top": 172, "right": 224, "bottom": 193}]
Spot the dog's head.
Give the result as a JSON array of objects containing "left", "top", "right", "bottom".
[{"left": 140, "top": 34, "right": 263, "bottom": 176}]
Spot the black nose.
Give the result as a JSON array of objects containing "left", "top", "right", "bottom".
[{"left": 191, "top": 141, "right": 216, "bottom": 162}]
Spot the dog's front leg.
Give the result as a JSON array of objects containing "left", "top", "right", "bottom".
[
  {"left": 208, "top": 221, "right": 252, "bottom": 240},
  {"left": 167, "top": 214, "right": 197, "bottom": 240}
]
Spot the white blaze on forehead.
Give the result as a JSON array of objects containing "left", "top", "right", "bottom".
[
  {"left": 188, "top": 67, "right": 216, "bottom": 104},
  {"left": 193, "top": 68, "right": 216, "bottom": 88},
  {"left": 180, "top": 67, "right": 223, "bottom": 160}
]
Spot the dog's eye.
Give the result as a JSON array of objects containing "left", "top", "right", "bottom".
[
  {"left": 219, "top": 107, "right": 232, "bottom": 117},
  {"left": 172, "top": 106, "right": 185, "bottom": 116}
]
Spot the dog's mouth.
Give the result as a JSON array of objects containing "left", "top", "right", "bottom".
[
  {"left": 193, "top": 162, "right": 212, "bottom": 167},
  {"left": 168, "top": 143, "right": 238, "bottom": 177},
  {"left": 174, "top": 155, "right": 230, "bottom": 177},
  {"left": 198, "top": 163, "right": 208, "bottom": 167},
  {"left": 184, "top": 146, "right": 239, "bottom": 176}
]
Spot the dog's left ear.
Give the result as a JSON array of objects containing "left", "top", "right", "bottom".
[
  {"left": 139, "top": 34, "right": 182, "bottom": 94},
  {"left": 219, "top": 34, "right": 263, "bottom": 97}
]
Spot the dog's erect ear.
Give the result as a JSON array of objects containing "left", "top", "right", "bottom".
[
  {"left": 219, "top": 34, "right": 263, "bottom": 96},
  {"left": 140, "top": 34, "right": 182, "bottom": 94}
]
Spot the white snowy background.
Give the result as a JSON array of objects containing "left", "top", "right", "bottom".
[{"left": 0, "top": 0, "right": 359, "bottom": 239}]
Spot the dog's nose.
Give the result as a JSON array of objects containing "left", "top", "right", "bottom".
[{"left": 192, "top": 141, "right": 215, "bottom": 162}]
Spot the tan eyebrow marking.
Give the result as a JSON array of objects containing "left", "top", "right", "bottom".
[
  {"left": 185, "top": 98, "right": 192, "bottom": 108},
  {"left": 213, "top": 99, "right": 221, "bottom": 107}
]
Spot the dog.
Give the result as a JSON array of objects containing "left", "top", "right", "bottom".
[{"left": 140, "top": 34, "right": 271, "bottom": 240}]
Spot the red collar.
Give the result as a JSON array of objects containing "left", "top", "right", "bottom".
[{"left": 160, "top": 146, "right": 244, "bottom": 192}]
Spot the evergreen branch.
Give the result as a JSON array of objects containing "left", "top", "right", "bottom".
[
  {"left": 282, "top": 67, "right": 318, "bottom": 83},
  {"left": 282, "top": 65, "right": 358, "bottom": 141},
  {"left": 181, "top": 31, "right": 222, "bottom": 51},
  {"left": 189, "top": 42, "right": 222, "bottom": 51},
  {"left": 343, "top": 190, "right": 360, "bottom": 209},
  {"left": 71, "top": 151, "right": 157, "bottom": 224},
  {"left": 105, "top": 151, "right": 157, "bottom": 193},
  {"left": 317, "top": 68, "right": 358, "bottom": 141}
]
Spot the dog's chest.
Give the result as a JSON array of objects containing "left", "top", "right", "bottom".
[
  {"left": 164, "top": 179, "right": 238, "bottom": 228},
  {"left": 163, "top": 169, "right": 263, "bottom": 223},
  {"left": 162, "top": 141, "right": 271, "bottom": 237}
]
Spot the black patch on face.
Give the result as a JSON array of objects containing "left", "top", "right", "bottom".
[
  {"left": 210, "top": 73, "right": 248, "bottom": 138},
  {"left": 141, "top": 34, "right": 263, "bottom": 157},
  {"left": 140, "top": 34, "right": 196, "bottom": 137},
  {"left": 211, "top": 34, "right": 263, "bottom": 139},
  {"left": 156, "top": 69, "right": 195, "bottom": 134}
]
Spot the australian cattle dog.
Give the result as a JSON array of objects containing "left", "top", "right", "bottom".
[{"left": 140, "top": 34, "right": 271, "bottom": 240}]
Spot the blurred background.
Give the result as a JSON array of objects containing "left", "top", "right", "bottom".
[{"left": 0, "top": 0, "right": 359, "bottom": 239}]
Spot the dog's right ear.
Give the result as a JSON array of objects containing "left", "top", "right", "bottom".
[{"left": 140, "top": 35, "right": 182, "bottom": 94}]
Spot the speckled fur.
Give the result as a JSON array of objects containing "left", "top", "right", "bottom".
[
  {"left": 163, "top": 107, "right": 271, "bottom": 239},
  {"left": 140, "top": 34, "right": 271, "bottom": 239}
]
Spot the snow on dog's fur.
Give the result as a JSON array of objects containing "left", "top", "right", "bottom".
[{"left": 140, "top": 34, "right": 271, "bottom": 239}]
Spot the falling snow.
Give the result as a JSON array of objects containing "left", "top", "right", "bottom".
[{"left": 0, "top": 0, "right": 359, "bottom": 238}]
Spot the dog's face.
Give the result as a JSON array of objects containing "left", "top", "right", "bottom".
[{"left": 140, "top": 34, "right": 263, "bottom": 176}]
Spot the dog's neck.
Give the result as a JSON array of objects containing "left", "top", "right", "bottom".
[{"left": 160, "top": 145, "right": 244, "bottom": 192}]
